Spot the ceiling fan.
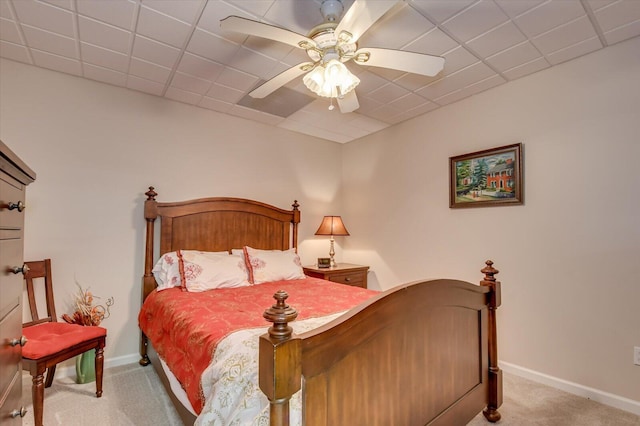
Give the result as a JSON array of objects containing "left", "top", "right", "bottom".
[{"left": 220, "top": 0, "right": 445, "bottom": 113}]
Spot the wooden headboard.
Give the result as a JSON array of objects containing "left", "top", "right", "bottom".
[{"left": 141, "top": 186, "right": 300, "bottom": 302}]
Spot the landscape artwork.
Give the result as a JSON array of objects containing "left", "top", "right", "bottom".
[{"left": 449, "top": 143, "right": 523, "bottom": 208}]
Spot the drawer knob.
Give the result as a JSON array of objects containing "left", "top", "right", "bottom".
[
  {"left": 10, "top": 336, "right": 28, "bottom": 347},
  {"left": 10, "top": 407, "right": 27, "bottom": 418},
  {"left": 10, "top": 264, "right": 30, "bottom": 275},
  {"left": 7, "top": 201, "right": 26, "bottom": 212},
  {"left": 345, "top": 277, "right": 351, "bottom": 282}
]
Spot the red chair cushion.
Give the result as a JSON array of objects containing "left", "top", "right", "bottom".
[{"left": 22, "top": 323, "right": 107, "bottom": 360}]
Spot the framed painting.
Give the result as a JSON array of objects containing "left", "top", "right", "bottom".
[{"left": 449, "top": 143, "right": 523, "bottom": 208}]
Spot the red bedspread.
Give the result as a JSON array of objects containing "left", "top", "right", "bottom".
[{"left": 138, "top": 277, "right": 376, "bottom": 414}]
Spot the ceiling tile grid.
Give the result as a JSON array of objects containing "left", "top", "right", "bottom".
[{"left": 0, "top": 0, "right": 638, "bottom": 143}]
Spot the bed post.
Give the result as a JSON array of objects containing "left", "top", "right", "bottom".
[
  {"left": 480, "top": 260, "right": 503, "bottom": 422},
  {"left": 260, "top": 291, "right": 301, "bottom": 426},
  {"left": 140, "top": 186, "right": 158, "bottom": 366},
  {"left": 291, "top": 200, "right": 300, "bottom": 251}
]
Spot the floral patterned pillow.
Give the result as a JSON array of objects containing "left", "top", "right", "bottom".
[
  {"left": 242, "top": 246, "right": 305, "bottom": 284},
  {"left": 152, "top": 251, "right": 184, "bottom": 290},
  {"left": 152, "top": 250, "right": 249, "bottom": 291}
]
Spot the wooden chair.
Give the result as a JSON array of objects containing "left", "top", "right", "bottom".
[{"left": 22, "top": 259, "right": 107, "bottom": 426}]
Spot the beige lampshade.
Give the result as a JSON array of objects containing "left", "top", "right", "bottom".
[{"left": 315, "top": 216, "right": 350, "bottom": 236}]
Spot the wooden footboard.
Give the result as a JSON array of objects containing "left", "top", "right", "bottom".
[{"left": 260, "top": 261, "right": 502, "bottom": 426}]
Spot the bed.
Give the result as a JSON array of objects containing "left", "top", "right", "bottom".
[{"left": 138, "top": 186, "right": 503, "bottom": 425}]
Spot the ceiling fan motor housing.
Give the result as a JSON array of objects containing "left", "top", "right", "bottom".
[{"left": 306, "top": 25, "right": 357, "bottom": 64}]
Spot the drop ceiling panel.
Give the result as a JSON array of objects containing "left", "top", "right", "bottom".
[
  {"left": 603, "top": 19, "right": 640, "bottom": 44},
  {"left": 368, "top": 82, "right": 411, "bottom": 104},
  {"left": 199, "top": 95, "right": 232, "bottom": 113},
  {"left": 0, "top": 17, "right": 21, "bottom": 43},
  {"left": 75, "top": 0, "right": 137, "bottom": 31},
  {"left": 227, "top": 45, "right": 278, "bottom": 79},
  {"left": 531, "top": 17, "right": 600, "bottom": 55},
  {"left": 81, "top": 42, "right": 128, "bottom": 72},
  {"left": 514, "top": 0, "right": 587, "bottom": 37},
  {"left": 0, "top": 1, "right": 14, "bottom": 18},
  {"left": 77, "top": 16, "right": 131, "bottom": 53},
  {"left": 137, "top": 5, "right": 193, "bottom": 48},
  {"left": 31, "top": 48, "right": 80, "bottom": 75},
  {"left": 215, "top": 66, "right": 259, "bottom": 92},
  {"left": 12, "top": 0, "right": 74, "bottom": 36},
  {"left": 592, "top": 0, "right": 640, "bottom": 31},
  {"left": 186, "top": 28, "right": 238, "bottom": 63},
  {"left": 207, "top": 82, "right": 245, "bottom": 103},
  {"left": 405, "top": 27, "right": 460, "bottom": 56},
  {"left": 126, "top": 74, "right": 164, "bottom": 95},
  {"left": 129, "top": 57, "right": 171, "bottom": 83},
  {"left": 171, "top": 71, "right": 211, "bottom": 94},
  {"left": 359, "top": 3, "right": 435, "bottom": 49},
  {"left": 132, "top": 35, "right": 180, "bottom": 68},
  {"left": 165, "top": 86, "right": 201, "bottom": 105},
  {"left": 502, "top": 56, "right": 550, "bottom": 80},
  {"left": 177, "top": 52, "right": 224, "bottom": 81},
  {"left": 83, "top": 62, "right": 127, "bottom": 86},
  {"left": 545, "top": 36, "right": 602, "bottom": 65},
  {"left": 494, "top": 0, "right": 546, "bottom": 18},
  {"left": 1, "top": 0, "right": 638, "bottom": 144},
  {"left": 417, "top": 62, "right": 496, "bottom": 100},
  {"left": 441, "top": 0, "right": 509, "bottom": 42},
  {"left": 0, "top": 40, "right": 30, "bottom": 62},
  {"left": 467, "top": 21, "right": 527, "bottom": 57},
  {"left": 21, "top": 24, "right": 76, "bottom": 58},
  {"left": 485, "top": 41, "right": 545, "bottom": 72},
  {"left": 141, "top": 0, "right": 205, "bottom": 24},
  {"left": 410, "top": 0, "right": 476, "bottom": 23}
]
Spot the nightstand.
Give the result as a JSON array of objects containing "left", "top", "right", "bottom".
[{"left": 303, "top": 263, "right": 369, "bottom": 289}]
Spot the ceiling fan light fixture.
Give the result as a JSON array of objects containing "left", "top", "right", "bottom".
[
  {"left": 303, "top": 59, "right": 359, "bottom": 99},
  {"left": 320, "top": 0, "right": 344, "bottom": 23}
]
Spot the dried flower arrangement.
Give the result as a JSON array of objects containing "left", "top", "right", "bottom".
[{"left": 62, "top": 282, "right": 114, "bottom": 327}]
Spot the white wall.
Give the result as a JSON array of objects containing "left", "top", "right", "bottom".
[
  {"left": 0, "top": 59, "right": 344, "bottom": 365},
  {"left": 342, "top": 37, "right": 640, "bottom": 406}
]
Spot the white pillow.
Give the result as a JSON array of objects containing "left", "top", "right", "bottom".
[
  {"left": 243, "top": 246, "right": 305, "bottom": 284},
  {"left": 152, "top": 250, "right": 249, "bottom": 291},
  {"left": 181, "top": 251, "right": 250, "bottom": 292}
]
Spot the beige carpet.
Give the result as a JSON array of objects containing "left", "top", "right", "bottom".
[{"left": 21, "top": 363, "right": 639, "bottom": 425}]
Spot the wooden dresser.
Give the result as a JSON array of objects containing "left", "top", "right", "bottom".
[{"left": 0, "top": 140, "right": 35, "bottom": 424}]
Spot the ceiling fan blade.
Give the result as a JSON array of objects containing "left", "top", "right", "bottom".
[
  {"left": 249, "top": 62, "right": 315, "bottom": 99},
  {"left": 220, "top": 16, "right": 316, "bottom": 50},
  {"left": 337, "top": 90, "right": 359, "bottom": 113},
  {"left": 334, "top": 0, "right": 399, "bottom": 44},
  {"left": 354, "top": 48, "right": 445, "bottom": 77}
]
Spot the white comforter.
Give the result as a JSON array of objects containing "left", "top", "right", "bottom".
[{"left": 194, "top": 312, "right": 344, "bottom": 426}]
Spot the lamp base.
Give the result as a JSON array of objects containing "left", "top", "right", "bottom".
[{"left": 329, "top": 236, "right": 336, "bottom": 268}]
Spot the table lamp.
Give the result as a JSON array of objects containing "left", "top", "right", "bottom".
[{"left": 314, "top": 216, "right": 350, "bottom": 267}]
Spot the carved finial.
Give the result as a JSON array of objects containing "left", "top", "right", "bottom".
[
  {"left": 145, "top": 186, "right": 157, "bottom": 201},
  {"left": 263, "top": 290, "right": 298, "bottom": 340},
  {"left": 481, "top": 260, "right": 499, "bottom": 282},
  {"left": 292, "top": 200, "right": 299, "bottom": 211}
]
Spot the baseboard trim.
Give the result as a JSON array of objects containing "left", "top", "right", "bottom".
[
  {"left": 53, "top": 353, "right": 141, "bottom": 380},
  {"left": 500, "top": 361, "right": 640, "bottom": 416}
]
